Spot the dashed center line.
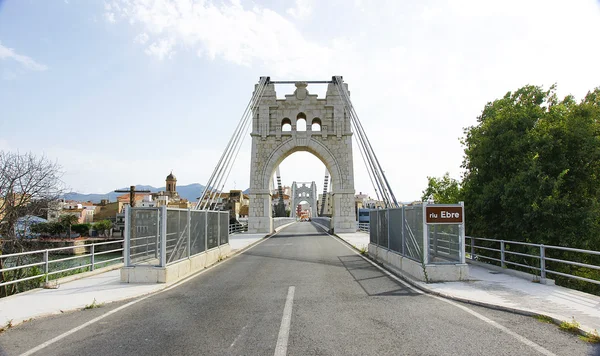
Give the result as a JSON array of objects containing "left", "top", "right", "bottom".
[{"left": 274, "top": 286, "right": 295, "bottom": 356}]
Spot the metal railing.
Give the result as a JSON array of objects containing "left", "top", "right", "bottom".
[
  {"left": 229, "top": 223, "right": 248, "bottom": 235},
  {"left": 368, "top": 204, "right": 465, "bottom": 265},
  {"left": 125, "top": 207, "right": 229, "bottom": 268},
  {"left": 0, "top": 239, "right": 124, "bottom": 288},
  {"left": 357, "top": 222, "right": 369, "bottom": 233},
  {"left": 466, "top": 236, "right": 600, "bottom": 285}
]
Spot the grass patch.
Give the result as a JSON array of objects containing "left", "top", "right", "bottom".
[
  {"left": 0, "top": 320, "right": 13, "bottom": 334},
  {"left": 358, "top": 246, "right": 368, "bottom": 255},
  {"left": 534, "top": 315, "right": 554, "bottom": 324},
  {"left": 580, "top": 330, "right": 600, "bottom": 343},
  {"left": 83, "top": 298, "right": 104, "bottom": 310},
  {"left": 559, "top": 317, "right": 580, "bottom": 334}
]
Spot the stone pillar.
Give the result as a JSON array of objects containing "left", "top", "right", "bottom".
[
  {"left": 248, "top": 189, "right": 272, "bottom": 233},
  {"left": 332, "top": 190, "right": 356, "bottom": 233}
]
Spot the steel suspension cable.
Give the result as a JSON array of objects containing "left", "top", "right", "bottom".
[
  {"left": 205, "top": 79, "right": 267, "bottom": 209},
  {"left": 334, "top": 76, "right": 398, "bottom": 208},
  {"left": 206, "top": 78, "right": 269, "bottom": 209},
  {"left": 211, "top": 81, "right": 268, "bottom": 208},
  {"left": 334, "top": 80, "right": 389, "bottom": 206},
  {"left": 197, "top": 77, "right": 268, "bottom": 209}
]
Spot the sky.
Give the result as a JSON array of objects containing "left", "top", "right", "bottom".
[{"left": 1, "top": 0, "right": 600, "bottom": 202}]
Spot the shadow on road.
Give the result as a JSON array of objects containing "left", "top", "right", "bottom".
[{"left": 338, "top": 255, "right": 421, "bottom": 297}]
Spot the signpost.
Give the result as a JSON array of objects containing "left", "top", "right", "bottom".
[{"left": 425, "top": 206, "right": 464, "bottom": 224}]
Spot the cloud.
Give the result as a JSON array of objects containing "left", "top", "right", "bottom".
[
  {"left": 144, "top": 38, "right": 176, "bottom": 60},
  {"left": 0, "top": 42, "right": 47, "bottom": 71},
  {"left": 286, "top": 0, "right": 313, "bottom": 19},
  {"left": 134, "top": 32, "right": 149, "bottom": 44},
  {"left": 98, "top": 0, "right": 600, "bottom": 200},
  {"left": 104, "top": 12, "right": 116, "bottom": 23},
  {"left": 103, "top": 0, "right": 341, "bottom": 74}
]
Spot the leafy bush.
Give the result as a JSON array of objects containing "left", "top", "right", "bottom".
[{"left": 72, "top": 223, "right": 91, "bottom": 236}]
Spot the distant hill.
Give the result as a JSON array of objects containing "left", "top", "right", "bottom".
[{"left": 64, "top": 183, "right": 206, "bottom": 203}]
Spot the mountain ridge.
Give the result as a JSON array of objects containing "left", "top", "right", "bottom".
[{"left": 63, "top": 183, "right": 206, "bottom": 203}]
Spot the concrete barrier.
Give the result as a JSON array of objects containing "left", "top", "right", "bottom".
[
  {"left": 120, "top": 244, "right": 231, "bottom": 284},
  {"left": 368, "top": 243, "right": 469, "bottom": 282}
]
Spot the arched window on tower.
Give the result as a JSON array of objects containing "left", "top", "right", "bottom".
[
  {"left": 311, "top": 118, "right": 322, "bottom": 131},
  {"left": 296, "top": 113, "right": 307, "bottom": 131},
  {"left": 281, "top": 118, "right": 292, "bottom": 132}
]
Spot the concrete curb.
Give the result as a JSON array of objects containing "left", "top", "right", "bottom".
[{"left": 329, "top": 230, "right": 595, "bottom": 336}]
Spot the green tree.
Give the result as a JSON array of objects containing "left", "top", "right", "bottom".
[
  {"left": 421, "top": 173, "right": 462, "bottom": 203},
  {"left": 72, "top": 223, "right": 91, "bottom": 237},
  {"left": 461, "top": 84, "right": 600, "bottom": 249},
  {"left": 93, "top": 220, "right": 112, "bottom": 237},
  {"left": 59, "top": 215, "right": 79, "bottom": 238}
]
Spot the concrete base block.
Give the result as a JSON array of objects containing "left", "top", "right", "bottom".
[
  {"left": 368, "top": 244, "right": 469, "bottom": 282},
  {"left": 248, "top": 217, "right": 272, "bottom": 234},
  {"left": 121, "top": 243, "right": 231, "bottom": 284}
]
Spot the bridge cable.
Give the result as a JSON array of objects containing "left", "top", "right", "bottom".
[
  {"left": 197, "top": 77, "right": 268, "bottom": 210},
  {"left": 333, "top": 76, "right": 399, "bottom": 208},
  {"left": 210, "top": 80, "right": 269, "bottom": 209},
  {"left": 333, "top": 81, "right": 390, "bottom": 206},
  {"left": 334, "top": 81, "right": 389, "bottom": 206},
  {"left": 202, "top": 78, "right": 266, "bottom": 209}
]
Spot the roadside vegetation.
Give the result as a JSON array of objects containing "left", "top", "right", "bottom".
[{"left": 423, "top": 85, "right": 600, "bottom": 294}]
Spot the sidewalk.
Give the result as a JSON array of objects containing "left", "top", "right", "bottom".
[
  {"left": 337, "top": 231, "right": 600, "bottom": 334},
  {"left": 0, "top": 232, "right": 268, "bottom": 327}
]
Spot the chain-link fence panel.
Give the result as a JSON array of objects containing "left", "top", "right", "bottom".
[
  {"left": 403, "top": 206, "right": 423, "bottom": 261},
  {"left": 388, "top": 208, "right": 403, "bottom": 252},
  {"left": 207, "top": 211, "right": 219, "bottom": 249},
  {"left": 190, "top": 210, "right": 206, "bottom": 256},
  {"left": 377, "top": 210, "right": 388, "bottom": 248},
  {"left": 166, "top": 209, "right": 189, "bottom": 264},
  {"left": 219, "top": 212, "right": 229, "bottom": 245},
  {"left": 369, "top": 210, "right": 378, "bottom": 245},
  {"left": 129, "top": 208, "right": 161, "bottom": 266}
]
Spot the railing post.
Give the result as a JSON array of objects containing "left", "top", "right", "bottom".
[
  {"left": 187, "top": 209, "right": 191, "bottom": 258},
  {"left": 217, "top": 212, "right": 221, "bottom": 246},
  {"left": 160, "top": 206, "right": 167, "bottom": 267},
  {"left": 90, "top": 244, "right": 95, "bottom": 271},
  {"left": 205, "top": 211, "right": 208, "bottom": 252},
  {"left": 433, "top": 225, "right": 438, "bottom": 257},
  {"left": 401, "top": 205, "right": 406, "bottom": 256},
  {"left": 155, "top": 208, "right": 160, "bottom": 259},
  {"left": 500, "top": 240, "right": 505, "bottom": 268},
  {"left": 124, "top": 205, "right": 131, "bottom": 267},
  {"left": 422, "top": 202, "right": 429, "bottom": 265},
  {"left": 386, "top": 209, "right": 390, "bottom": 250},
  {"left": 44, "top": 250, "right": 49, "bottom": 283},
  {"left": 540, "top": 245, "right": 546, "bottom": 282},
  {"left": 470, "top": 237, "right": 475, "bottom": 260}
]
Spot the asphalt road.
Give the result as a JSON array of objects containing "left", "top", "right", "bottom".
[{"left": 0, "top": 222, "right": 594, "bottom": 356}]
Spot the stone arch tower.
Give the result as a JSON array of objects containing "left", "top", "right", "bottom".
[
  {"left": 291, "top": 181, "right": 318, "bottom": 218},
  {"left": 248, "top": 79, "right": 356, "bottom": 233}
]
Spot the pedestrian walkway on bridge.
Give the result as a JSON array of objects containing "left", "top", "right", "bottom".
[
  {"left": 0, "top": 232, "right": 270, "bottom": 327},
  {"left": 335, "top": 230, "right": 600, "bottom": 334}
]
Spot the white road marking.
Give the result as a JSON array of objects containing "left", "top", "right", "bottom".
[
  {"left": 229, "top": 324, "right": 248, "bottom": 349},
  {"left": 274, "top": 286, "right": 296, "bottom": 356},
  {"left": 19, "top": 228, "right": 287, "bottom": 356},
  {"left": 317, "top": 225, "right": 557, "bottom": 356}
]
